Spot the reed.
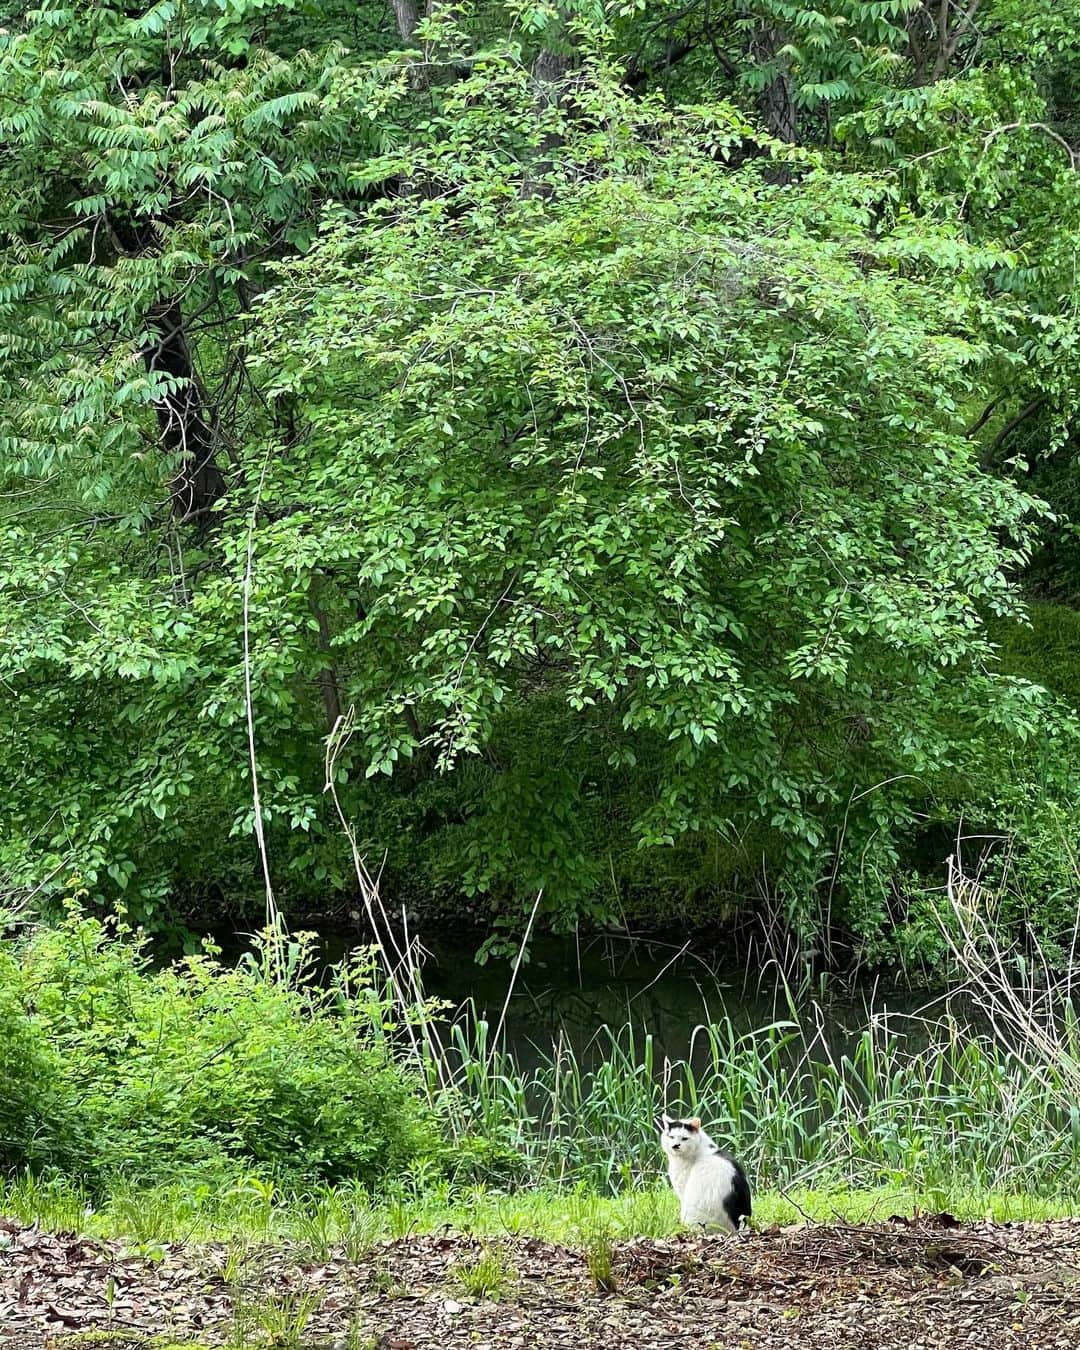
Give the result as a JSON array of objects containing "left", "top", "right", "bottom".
[{"left": 429, "top": 999, "right": 1080, "bottom": 1197}]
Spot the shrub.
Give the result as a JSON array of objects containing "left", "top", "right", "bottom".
[
  {"left": 0, "top": 954, "right": 83, "bottom": 1171},
  {"left": 0, "top": 909, "right": 443, "bottom": 1191}
]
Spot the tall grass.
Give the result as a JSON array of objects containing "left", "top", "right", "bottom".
[
  {"left": 427, "top": 999, "right": 1080, "bottom": 1199},
  {"left": 941, "top": 852, "right": 1080, "bottom": 1112}
]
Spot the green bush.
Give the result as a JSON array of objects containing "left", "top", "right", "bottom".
[
  {"left": 0, "top": 908, "right": 443, "bottom": 1191},
  {"left": 0, "top": 958, "right": 82, "bottom": 1171}
]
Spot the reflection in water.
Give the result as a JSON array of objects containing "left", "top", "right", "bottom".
[{"left": 304, "top": 929, "right": 961, "bottom": 1073}]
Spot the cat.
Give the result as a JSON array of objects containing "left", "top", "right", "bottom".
[{"left": 657, "top": 1112, "right": 752, "bottom": 1232}]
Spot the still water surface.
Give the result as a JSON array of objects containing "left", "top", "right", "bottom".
[{"left": 287, "top": 929, "right": 959, "bottom": 1070}]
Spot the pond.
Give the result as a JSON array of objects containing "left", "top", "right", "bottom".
[{"left": 234, "top": 925, "right": 963, "bottom": 1072}]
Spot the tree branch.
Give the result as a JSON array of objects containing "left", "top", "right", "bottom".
[
  {"left": 983, "top": 396, "right": 1045, "bottom": 464},
  {"left": 964, "top": 394, "right": 1007, "bottom": 440},
  {"left": 624, "top": 36, "right": 699, "bottom": 91}
]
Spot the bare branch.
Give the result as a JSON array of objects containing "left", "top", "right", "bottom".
[
  {"left": 982, "top": 120, "right": 1079, "bottom": 170},
  {"left": 964, "top": 394, "right": 1007, "bottom": 440}
]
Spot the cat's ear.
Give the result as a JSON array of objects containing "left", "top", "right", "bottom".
[
  {"left": 660, "top": 1113, "right": 673, "bottom": 1131},
  {"left": 689, "top": 1117, "right": 701, "bottom": 1131}
]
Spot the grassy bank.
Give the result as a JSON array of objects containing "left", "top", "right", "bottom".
[
  {"left": 3, "top": 905, "right": 1080, "bottom": 1231},
  {"left": 3, "top": 1171, "right": 1078, "bottom": 1254},
  {"left": 4, "top": 907, "right": 1080, "bottom": 1350}
]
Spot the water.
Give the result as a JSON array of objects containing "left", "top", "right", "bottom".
[{"left": 283, "top": 928, "right": 953, "bottom": 1071}]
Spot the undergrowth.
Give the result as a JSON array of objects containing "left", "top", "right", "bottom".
[
  {"left": 3, "top": 875, "right": 1080, "bottom": 1218},
  {"left": 0, "top": 907, "right": 442, "bottom": 1190}
]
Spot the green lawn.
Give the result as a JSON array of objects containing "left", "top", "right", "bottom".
[{"left": 4, "top": 1172, "right": 1078, "bottom": 1252}]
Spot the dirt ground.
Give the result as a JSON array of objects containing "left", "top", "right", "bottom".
[{"left": 2, "top": 1213, "right": 1080, "bottom": 1349}]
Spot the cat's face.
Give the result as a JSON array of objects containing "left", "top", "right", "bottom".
[{"left": 658, "top": 1113, "right": 705, "bottom": 1162}]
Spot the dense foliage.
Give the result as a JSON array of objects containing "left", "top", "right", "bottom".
[
  {"left": 0, "top": 907, "right": 442, "bottom": 1189},
  {"left": 4, "top": 908, "right": 1080, "bottom": 1205},
  {"left": 1, "top": 0, "right": 1079, "bottom": 967}
]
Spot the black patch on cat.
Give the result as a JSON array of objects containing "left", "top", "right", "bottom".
[{"left": 716, "top": 1151, "right": 752, "bottom": 1230}]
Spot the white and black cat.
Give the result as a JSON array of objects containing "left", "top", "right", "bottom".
[{"left": 658, "top": 1113, "right": 751, "bottom": 1232}]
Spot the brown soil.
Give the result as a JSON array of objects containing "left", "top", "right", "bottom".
[{"left": 2, "top": 1214, "right": 1080, "bottom": 1349}]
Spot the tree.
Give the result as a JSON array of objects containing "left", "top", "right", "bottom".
[
  {"left": 1, "top": 1, "right": 1078, "bottom": 963},
  {"left": 242, "top": 56, "right": 1066, "bottom": 943},
  {"left": 0, "top": 0, "right": 395, "bottom": 918}
]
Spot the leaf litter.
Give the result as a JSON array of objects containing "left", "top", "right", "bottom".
[{"left": 1, "top": 1214, "right": 1079, "bottom": 1348}]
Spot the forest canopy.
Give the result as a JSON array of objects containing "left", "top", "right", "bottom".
[{"left": 2, "top": 0, "right": 1079, "bottom": 969}]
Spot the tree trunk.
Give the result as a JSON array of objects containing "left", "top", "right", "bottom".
[
  {"left": 907, "top": 0, "right": 984, "bottom": 86},
  {"left": 749, "top": 26, "right": 797, "bottom": 185},
  {"left": 309, "top": 584, "right": 344, "bottom": 734},
  {"left": 525, "top": 44, "right": 577, "bottom": 198},
  {"left": 389, "top": 0, "right": 420, "bottom": 42},
  {"left": 752, "top": 26, "right": 797, "bottom": 145},
  {"left": 144, "top": 297, "right": 227, "bottom": 523},
  {"left": 388, "top": 0, "right": 443, "bottom": 91},
  {"left": 533, "top": 47, "right": 574, "bottom": 87},
  {"left": 109, "top": 214, "right": 227, "bottom": 525}
]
